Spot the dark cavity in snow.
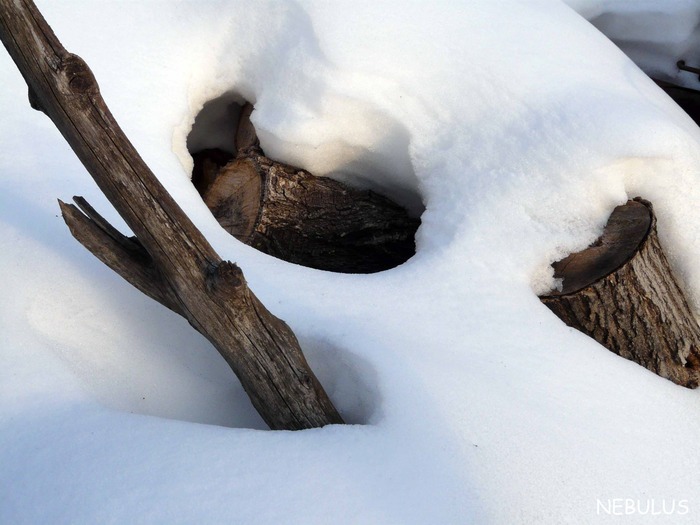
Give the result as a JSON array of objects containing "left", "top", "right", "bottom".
[{"left": 187, "top": 93, "right": 422, "bottom": 274}]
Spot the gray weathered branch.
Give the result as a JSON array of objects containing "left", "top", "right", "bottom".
[{"left": 0, "top": 0, "right": 342, "bottom": 429}]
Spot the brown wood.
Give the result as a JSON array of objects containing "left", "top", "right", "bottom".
[
  {"left": 0, "top": 0, "right": 343, "bottom": 429},
  {"left": 191, "top": 148, "right": 233, "bottom": 196},
  {"left": 198, "top": 104, "right": 420, "bottom": 274},
  {"left": 549, "top": 200, "right": 652, "bottom": 295},
  {"left": 540, "top": 198, "right": 700, "bottom": 387}
]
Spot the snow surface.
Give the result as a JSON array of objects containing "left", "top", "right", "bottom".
[{"left": 3, "top": 0, "right": 700, "bottom": 523}]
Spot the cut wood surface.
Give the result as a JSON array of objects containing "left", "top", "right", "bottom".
[
  {"left": 196, "top": 104, "right": 420, "bottom": 273},
  {"left": 540, "top": 198, "right": 700, "bottom": 387},
  {"left": 0, "top": 0, "right": 343, "bottom": 429}
]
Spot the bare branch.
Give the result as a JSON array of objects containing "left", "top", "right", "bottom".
[{"left": 1, "top": 0, "right": 342, "bottom": 429}]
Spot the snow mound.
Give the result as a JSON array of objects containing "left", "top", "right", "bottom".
[
  {"left": 567, "top": 0, "right": 700, "bottom": 87},
  {"left": 2, "top": 1, "right": 700, "bottom": 523}
]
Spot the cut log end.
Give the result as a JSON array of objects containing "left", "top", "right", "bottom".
[
  {"left": 548, "top": 198, "right": 652, "bottom": 296},
  {"left": 203, "top": 157, "right": 262, "bottom": 241},
  {"left": 540, "top": 198, "right": 700, "bottom": 388}
]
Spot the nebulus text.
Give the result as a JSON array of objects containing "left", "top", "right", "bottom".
[{"left": 596, "top": 499, "right": 689, "bottom": 516}]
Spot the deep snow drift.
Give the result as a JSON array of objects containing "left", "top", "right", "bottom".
[{"left": 2, "top": 1, "right": 700, "bottom": 523}]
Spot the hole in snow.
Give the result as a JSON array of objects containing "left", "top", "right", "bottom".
[
  {"left": 186, "top": 94, "right": 422, "bottom": 273},
  {"left": 186, "top": 92, "right": 243, "bottom": 156},
  {"left": 186, "top": 92, "right": 244, "bottom": 194},
  {"left": 298, "top": 335, "right": 380, "bottom": 425}
]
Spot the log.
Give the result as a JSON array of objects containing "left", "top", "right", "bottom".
[
  {"left": 196, "top": 104, "right": 421, "bottom": 273},
  {"left": 0, "top": 0, "right": 343, "bottom": 429},
  {"left": 191, "top": 148, "right": 233, "bottom": 196},
  {"left": 540, "top": 198, "right": 700, "bottom": 387}
]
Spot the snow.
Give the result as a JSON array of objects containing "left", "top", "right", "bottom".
[
  {"left": 2, "top": 0, "right": 700, "bottom": 523},
  {"left": 566, "top": 0, "right": 700, "bottom": 87}
]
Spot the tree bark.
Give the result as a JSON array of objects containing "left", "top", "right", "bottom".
[
  {"left": 540, "top": 198, "right": 700, "bottom": 388},
  {"left": 0, "top": 0, "right": 343, "bottom": 429},
  {"left": 197, "top": 104, "right": 420, "bottom": 274},
  {"left": 202, "top": 151, "right": 420, "bottom": 273}
]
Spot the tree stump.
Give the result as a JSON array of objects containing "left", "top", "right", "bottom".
[
  {"left": 539, "top": 198, "right": 700, "bottom": 388},
  {"left": 193, "top": 104, "right": 420, "bottom": 274}
]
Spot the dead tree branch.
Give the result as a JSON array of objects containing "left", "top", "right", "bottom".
[{"left": 0, "top": 0, "right": 342, "bottom": 429}]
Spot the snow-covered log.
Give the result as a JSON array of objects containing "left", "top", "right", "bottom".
[
  {"left": 0, "top": 0, "right": 343, "bottom": 430},
  {"left": 197, "top": 104, "right": 420, "bottom": 274},
  {"left": 540, "top": 198, "right": 700, "bottom": 387}
]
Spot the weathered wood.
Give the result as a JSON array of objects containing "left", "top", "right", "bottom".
[
  {"left": 540, "top": 198, "right": 700, "bottom": 387},
  {"left": 0, "top": 0, "right": 343, "bottom": 429},
  {"left": 59, "top": 197, "right": 184, "bottom": 316},
  {"left": 191, "top": 148, "right": 233, "bottom": 196},
  {"left": 197, "top": 104, "right": 420, "bottom": 273}
]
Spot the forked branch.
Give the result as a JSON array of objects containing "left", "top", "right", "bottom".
[{"left": 0, "top": 0, "right": 342, "bottom": 429}]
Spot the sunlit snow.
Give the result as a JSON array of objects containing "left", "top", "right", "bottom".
[{"left": 2, "top": 1, "right": 700, "bottom": 523}]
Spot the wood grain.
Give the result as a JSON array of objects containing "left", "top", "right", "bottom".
[{"left": 541, "top": 199, "right": 700, "bottom": 387}]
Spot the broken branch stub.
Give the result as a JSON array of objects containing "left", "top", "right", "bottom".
[
  {"left": 540, "top": 198, "right": 700, "bottom": 387},
  {"left": 0, "top": 0, "right": 342, "bottom": 429}
]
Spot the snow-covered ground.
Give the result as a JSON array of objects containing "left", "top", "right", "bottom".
[{"left": 2, "top": 1, "right": 700, "bottom": 523}]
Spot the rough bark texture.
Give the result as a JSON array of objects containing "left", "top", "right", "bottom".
[
  {"left": 0, "top": 0, "right": 343, "bottom": 429},
  {"left": 203, "top": 151, "right": 420, "bottom": 273},
  {"left": 195, "top": 104, "right": 420, "bottom": 274},
  {"left": 540, "top": 198, "right": 700, "bottom": 388}
]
